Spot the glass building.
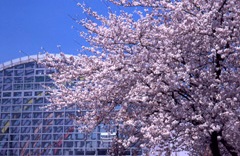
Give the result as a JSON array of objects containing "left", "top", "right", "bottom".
[{"left": 0, "top": 55, "right": 142, "bottom": 156}]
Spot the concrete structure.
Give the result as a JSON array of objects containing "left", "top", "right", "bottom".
[{"left": 0, "top": 55, "right": 142, "bottom": 156}]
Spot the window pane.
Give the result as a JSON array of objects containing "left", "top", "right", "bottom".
[
  {"left": 25, "top": 62, "right": 35, "bottom": 69},
  {"left": 11, "top": 120, "right": 20, "bottom": 126},
  {"left": 12, "top": 106, "right": 21, "bottom": 111},
  {"left": 1, "top": 106, "right": 11, "bottom": 112},
  {"left": 35, "top": 76, "right": 44, "bottom": 82},
  {"left": 33, "top": 113, "right": 42, "bottom": 118},
  {"left": 22, "top": 113, "right": 31, "bottom": 118},
  {"left": 14, "top": 77, "right": 23, "bottom": 83},
  {"left": 36, "top": 64, "right": 45, "bottom": 68},
  {"left": 3, "top": 77, "right": 12, "bottom": 83},
  {"left": 12, "top": 113, "right": 21, "bottom": 118},
  {"left": 24, "top": 91, "right": 32, "bottom": 96},
  {"left": 34, "top": 84, "right": 44, "bottom": 90},
  {"left": 24, "top": 84, "right": 33, "bottom": 90},
  {"left": 43, "top": 126, "right": 52, "bottom": 133},
  {"left": 45, "top": 76, "right": 52, "bottom": 82},
  {"left": 42, "top": 134, "right": 52, "bottom": 140},
  {"left": 36, "top": 70, "right": 44, "bottom": 75},
  {"left": 23, "top": 98, "right": 33, "bottom": 104},
  {"left": 24, "top": 76, "right": 34, "bottom": 83},
  {"left": 15, "top": 64, "right": 24, "bottom": 69},
  {"left": 34, "top": 98, "right": 44, "bottom": 104},
  {"left": 33, "top": 105, "right": 41, "bottom": 111},
  {"left": 14, "top": 70, "right": 24, "bottom": 76},
  {"left": 54, "top": 126, "right": 63, "bottom": 132},
  {"left": 1, "top": 113, "right": 10, "bottom": 119},
  {"left": 11, "top": 126, "right": 20, "bottom": 132},
  {"left": 13, "top": 84, "right": 23, "bottom": 90},
  {"left": 25, "top": 69, "right": 34, "bottom": 76},
  {"left": 3, "top": 92, "right": 11, "bottom": 97},
  {"left": 3, "top": 84, "right": 12, "bottom": 90},
  {"left": 35, "top": 91, "right": 43, "bottom": 96},
  {"left": 13, "top": 98, "right": 22, "bottom": 104},
  {"left": 22, "top": 105, "right": 32, "bottom": 111},
  {"left": 2, "top": 99, "right": 12, "bottom": 105},
  {"left": 13, "top": 92, "right": 22, "bottom": 97},
  {"left": 4, "top": 69, "right": 13, "bottom": 76}
]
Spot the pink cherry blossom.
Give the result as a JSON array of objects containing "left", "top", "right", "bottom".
[{"left": 41, "top": 0, "right": 240, "bottom": 155}]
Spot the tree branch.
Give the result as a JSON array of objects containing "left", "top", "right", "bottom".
[{"left": 220, "top": 139, "right": 238, "bottom": 156}]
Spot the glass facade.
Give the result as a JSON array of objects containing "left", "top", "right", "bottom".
[{"left": 0, "top": 56, "right": 142, "bottom": 156}]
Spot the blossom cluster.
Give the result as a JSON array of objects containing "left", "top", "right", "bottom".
[{"left": 42, "top": 0, "right": 240, "bottom": 155}]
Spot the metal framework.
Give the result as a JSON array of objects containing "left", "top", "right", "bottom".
[{"left": 0, "top": 55, "right": 142, "bottom": 156}]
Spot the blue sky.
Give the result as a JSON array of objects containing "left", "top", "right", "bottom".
[{"left": 0, "top": 0, "right": 114, "bottom": 64}]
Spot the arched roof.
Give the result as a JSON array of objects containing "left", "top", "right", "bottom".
[{"left": 0, "top": 53, "right": 74, "bottom": 71}]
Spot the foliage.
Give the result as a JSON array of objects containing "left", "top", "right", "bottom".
[{"left": 42, "top": 0, "right": 240, "bottom": 155}]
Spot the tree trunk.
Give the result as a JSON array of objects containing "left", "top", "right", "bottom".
[{"left": 210, "top": 132, "right": 221, "bottom": 156}]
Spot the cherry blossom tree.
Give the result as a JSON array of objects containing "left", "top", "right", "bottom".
[{"left": 42, "top": 0, "right": 240, "bottom": 155}]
